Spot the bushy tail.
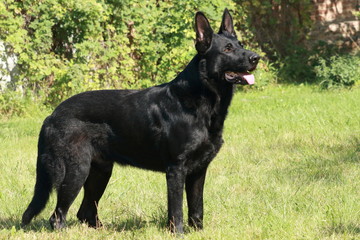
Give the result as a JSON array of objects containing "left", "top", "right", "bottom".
[{"left": 21, "top": 129, "right": 53, "bottom": 227}]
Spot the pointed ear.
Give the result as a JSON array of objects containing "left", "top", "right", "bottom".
[
  {"left": 219, "top": 8, "right": 236, "bottom": 37},
  {"left": 195, "top": 12, "right": 213, "bottom": 54}
]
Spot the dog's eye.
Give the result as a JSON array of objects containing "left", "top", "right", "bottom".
[{"left": 224, "top": 44, "right": 233, "bottom": 53}]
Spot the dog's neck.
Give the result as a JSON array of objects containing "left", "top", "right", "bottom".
[
  {"left": 171, "top": 55, "right": 234, "bottom": 130},
  {"left": 175, "top": 54, "right": 234, "bottom": 91}
]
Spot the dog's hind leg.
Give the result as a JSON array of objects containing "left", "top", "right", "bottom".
[
  {"left": 77, "top": 161, "right": 113, "bottom": 228},
  {"left": 49, "top": 158, "right": 91, "bottom": 229}
]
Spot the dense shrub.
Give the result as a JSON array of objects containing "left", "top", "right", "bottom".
[
  {"left": 234, "top": 0, "right": 313, "bottom": 60},
  {"left": 277, "top": 42, "right": 360, "bottom": 88},
  {"left": 314, "top": 54, "right": 360, "bottom": 89},
  {"left": 277, "top": 47, "right": 317, "bottom": 84},
  {"left": 1, "top": 0, "right": 276, "bottom": 115},
  {"left": 0, "top": 1, "right": 229, "bottom": 104}
]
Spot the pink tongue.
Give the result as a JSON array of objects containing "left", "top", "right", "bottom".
[{"left": 240, "top": 73, "right": 255, "bottom": 85}]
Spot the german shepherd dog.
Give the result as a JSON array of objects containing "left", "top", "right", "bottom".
[{"left": 21, "top": 9, "right": 260, "bottom": 233}]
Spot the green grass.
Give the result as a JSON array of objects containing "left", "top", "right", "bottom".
[{"left": 0, "top": 85, "right": 359, "bottom": 239}]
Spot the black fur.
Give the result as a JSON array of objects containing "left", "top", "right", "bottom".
[{"left": 21, "top": 9, "right": 260, "bottom": 233}]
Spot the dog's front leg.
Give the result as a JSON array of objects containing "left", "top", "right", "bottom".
[
  {"left": 185, "top": 167, "right": 207, "bottom": 230},
  {"left": 166, "top": 165, "right": 185, "bottom": 234}
]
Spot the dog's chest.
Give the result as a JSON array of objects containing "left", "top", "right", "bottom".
[{"left": 182, "top": 128, "right": 224, "bottom": 173}]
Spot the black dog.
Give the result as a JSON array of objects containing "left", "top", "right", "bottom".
[{"left": 21, "top": 9, "right": 259, "bottom": 233}]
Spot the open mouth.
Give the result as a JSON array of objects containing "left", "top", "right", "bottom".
[{"left": 224, "top": 71, "right": 255, "bottom": 85}]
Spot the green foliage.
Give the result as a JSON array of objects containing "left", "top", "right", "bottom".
[
  {"left": 234, "top": 0, "right": 360, "bottom": 86},
  {"left": 277, "top": 46, "right": 317, "bottom": 83},
  {"left": 0, "top": 90, "right": 28, "bottom": 116},
  {"left": 314, "top": 54, "right": 360, "bottom": 89},
  {"left": 1, "top": 0, "right": 358, "bottom": 113},
  {"left": 0, "top": 90, "right": 49, "bottom": 117},
  {"left": 232, "top": 0, "right": 319, "bottom": 84},
  {"left": 1, "top": 0, "right": 245, "bottom": 109},
  {"left": 1, "top": 0, "right": 278, "bottom": 114},
  {"left": 1, "top": 0, "right": 138, "bottom": 106},
  {"left": 234, "top": 0, "right": 314, "bottom": 59}
]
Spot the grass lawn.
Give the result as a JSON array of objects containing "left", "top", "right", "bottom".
[{"left": 0, "top": 85, "right": 359, "bottom": 239}]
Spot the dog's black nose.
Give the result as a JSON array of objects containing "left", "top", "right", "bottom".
[{"left": 249, "top": 54, "right": 260, "bottom": 64}]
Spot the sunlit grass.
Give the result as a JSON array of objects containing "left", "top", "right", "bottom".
[{"left": 0, "top": 85, "right": 359, "bottom": 239}]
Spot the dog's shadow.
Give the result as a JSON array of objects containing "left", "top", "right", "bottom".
[
  {"left": 105, "top": 215, "right": 167, "bottom": 232},
  {"left": 323, "top": 223, "right": 360, "bottom": 236},
  {"left": 0, "top": 212, "right": 168, "bottom": 233},
  {"left": 102, "top": 206, "right": 169, "bottom": 232},
  {"left": 0, "top": 217, "right": 52, "bottom": 232}
]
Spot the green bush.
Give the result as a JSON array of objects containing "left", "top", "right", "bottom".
[
  {"left": 0, "top": 90, "right": 49, "bottom": 117},
  {"left": 0, "top": 91, "right": 26, "bottom": 116},
  {"left": 277, "top": 47, "right": 317, "bottom": 84},
  {"left": 234, "top": 0, "right": 313, "bottom": 60},
  {"left": 234, "top": 0, "right": 360, "bottom": 87},
  {"left": 314, "top": 55, "right": 360, "bottom": 89},
  {"left": 2, "top": 0, "right": 248, "bottom": 107}
]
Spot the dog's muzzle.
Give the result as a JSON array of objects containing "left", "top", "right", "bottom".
[
  {"left": 225, "top": 71, "right": 255, "bottom": 85},
  {"left": 225, "top": 53, "right": 260, "bottom": 85}
]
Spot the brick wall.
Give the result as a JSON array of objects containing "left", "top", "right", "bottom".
[{"left": 310, "top": 0, "right": 360, "bottom": 51}]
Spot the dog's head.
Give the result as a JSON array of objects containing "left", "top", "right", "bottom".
[{"left": 195, "top": 9, "right": 260, "bottom": 85}]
